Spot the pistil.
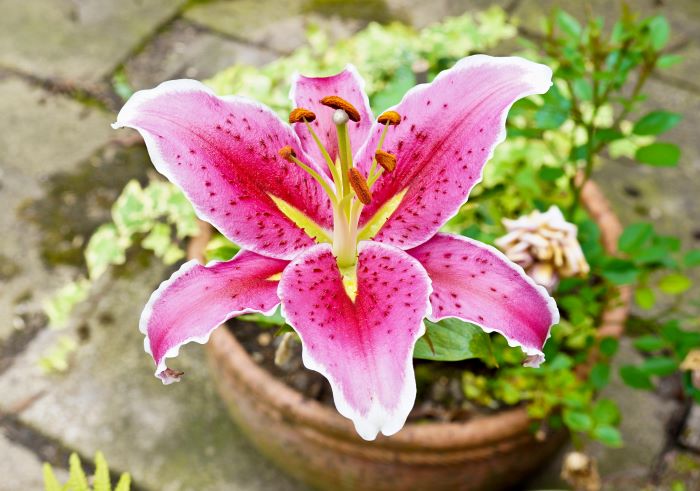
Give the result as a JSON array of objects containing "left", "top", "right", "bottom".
[{"left": 332, "top": 108, "right": 352, "bottom": 201}]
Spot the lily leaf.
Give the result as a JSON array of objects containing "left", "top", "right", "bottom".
[{"left": 414, "top": 318, "right": 495, "bottom": 364}]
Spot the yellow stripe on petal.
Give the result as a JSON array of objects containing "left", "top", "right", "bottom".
[
  {"left": 269, "top": 194, "right": 332, "bottom": 244},
  {"left": 357, "top": 188, "right": 407, "bottom": 242}
]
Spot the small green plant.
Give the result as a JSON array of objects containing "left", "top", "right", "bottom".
[{"left": 43, "top": 452, "right": 130, "bottom": 491}]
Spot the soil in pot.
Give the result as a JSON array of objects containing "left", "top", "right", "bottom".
[{"left": 232, "top": 319, "right": 514, "bottom": 424}]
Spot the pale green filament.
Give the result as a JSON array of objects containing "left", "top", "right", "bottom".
[
  {"left": 304, "top": 119, "right": 341, "bottom": 189},
  {"left": 286, "top": 154, "right": 338, "bottom": 207},
  {"left": 277, "top": 108, "right": 400, "bottom": 275}
]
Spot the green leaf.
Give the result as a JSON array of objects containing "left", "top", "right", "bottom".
[
  {"left": 620, "top": 365, "right": 654, "bottom": 389},
  {"left": 556, "top": 10, "right": 582, "bottom": 39},
  {"left": 93, "top": 451, "right": 111, "bottom": 491},
  {"left": 634, "top": 246, "right": 671, "bottom": 266},
  {"left": 633, "top": 335, "right": 666, "bottom": 352},
  {"left": 589, "top": 363, "right": 610, "bottom": 389},
  {"left": 85, "top": 224, "right": 131, "bottom": 280},
  {"left": 593, "top": 399, "right": 620, "bottom": 426},
  {"left": 599, "top": 337, "right": 619, "bottom": 357},
  {"left": 239, "top": 306, "right": 287, "bottom": 326},
  {"left": 601, "top": 258, "right": 638, "bottom": 285},
  {"left": 563, "top": 409, "right": 593, "bottom": 432},
  {"left": 142, "top": 223, "right": 173, "bottom": 258},
  {"left": 44, "top": 279, "right": 91, "bottom": 328},
  {"left": 572, "top": 78, "right": 593, "bottom": 101},
  {"left": 648, "top": 16, "right": 670, "bottom": 50},
  {"left": 634, "top": 287, "right": 655, "bottom": 310},
  {"left": 684, "top": 249, "right": 700, "bottom": 267},
  {"left": 111, "top": 180, "right": 148, "bottom": 235},
  {"left": 538, "top": 166, "right": 565, "bottom": 181},
  {"left": 534, "top": 84, "right": 571, "bottom": 129},
  {"left": 43, "top": 463, "right": 63, "bottom": 491},
  {"left": 618, "top": 223, "right": 653, "bottom": 253},
  {"left": 593, "top": 425, "right": 623, "bottom": 447},
  {"left": 633, "top": 111, "right": 681, "bottom": 136},
  {"left": 635, "top": 142, "right": 681, "bottom": 167},
  {"left": 657, "top": 54, "right": 683, "bottom": 68},
  {"left": 413, "top": 318, "right": 494, "bottom": 363},
  {"left": 370, "top": 65, "right": 416, "bottom": 113},
  {"left": 641, "top": 356, "right": 678, "bottom": 377},
  {"left": 658, "top": 273, "right": 692, "bottom": 295}
]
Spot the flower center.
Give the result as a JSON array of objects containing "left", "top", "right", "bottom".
[{"left": 282, "top": 100, "right": 401, "bottom": 272}]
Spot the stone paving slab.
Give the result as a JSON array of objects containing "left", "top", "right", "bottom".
[
  {"left": 0, "top": 77, "right": 115, "bottom": 345},
  {"left": 0, "top": 0, "right": 187, "bottom": 84},
  {"left": 0, "top": 263, "right": 305, "bottom": 491},
  {"left": 184, "top": 0, "right": 362, "bottom": 54},
  {"left": 385, "top": 0, "right": 514, "bottom": 28},
  {"left": 0, "top": 78, "right": 114, "bottom": 178},
  {"left": 124, "top": 20, "right": 278, "bottom": 92},
  {"left": 0, "top": 432, "right": 68, "bottom": 491}
]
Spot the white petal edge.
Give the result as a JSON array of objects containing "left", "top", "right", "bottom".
[{"left": 140, "top": 254, "right": 280, "bottom": 384}]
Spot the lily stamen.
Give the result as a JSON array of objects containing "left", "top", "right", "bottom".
[
  {"left": 375, "top": 150, "right": 396, "bottom": 173},
  {"left": 287, "top": 108, "right": 343, "bottom": 193},
  {"left": 278, "top": 145, "right": 338, "bottom": 206},
  {"left": 367, "top": 111, "right": 401, "bottom": 184},
  {"left": 288, "top": 108, "right": 316, "bottom": 124},
  {"left": 348, "top": 168, "right": 372, "bottom": 205},
  {"left": 320, "top": 96, "right": 361, "bottom": 122}
]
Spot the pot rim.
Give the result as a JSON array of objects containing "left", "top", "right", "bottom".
[{"left": 194, "top": 180, "right": 630, "bottom": 451}]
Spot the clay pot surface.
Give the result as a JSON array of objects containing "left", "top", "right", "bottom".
[{"left": 196, "top": 181, "right": 629, "bottom": 491}]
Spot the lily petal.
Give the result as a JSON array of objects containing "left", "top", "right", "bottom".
[
  {"left": 141, "top": 250, "right": 288, "bottom": 383},
  {"left": 408, "top": 233, "right": 559, "bottom": 366},
  {"left": 278, "top": 241, "right": 431, "bottom": 440},
  {"left": 290, "top": 65, "right": 373, "bottom": 173},
  {"left": 355, "top": 55, "right": 552, "bottom": 249},
  {"left": 114, "top": 79, "right": 333, "bottom": 260}
]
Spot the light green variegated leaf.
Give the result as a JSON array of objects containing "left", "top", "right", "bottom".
[
  {"left": 145, "top": 179, "right": 175, "bottom": 216},
  {"left": 85, "top": 224, "right": 131, "bottom": 280},
  {"left": 166, "top": 188, "right": 199, "bottom": 238},
  {"left": 142, "top": 223, "right": 172, "bottom": 257},
  {"left": 269, "top": 195, "right": 332, "bottom": 244},
  {"left": 44, "top": 278, "right": 90, "bottom": 328},
  {"left": 357, "top": 188, "right": 407, "bottom": 242},
  {"left": 111, "top": 180, "right": 148, "bottom": 235},
  {"left": 162, "top": 244, "right": 186, "bottom": 265}
]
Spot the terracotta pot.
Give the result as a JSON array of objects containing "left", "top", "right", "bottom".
[{"left": 195, "top": 181, "right": 630, "bottom": 491}]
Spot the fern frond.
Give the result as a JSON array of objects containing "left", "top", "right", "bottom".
[
  {"left": 42, "top": 463, "right": 63, "bottom": 491},
  {"left": 113, "top": 473, "right": 131, "bottom": 491},
  {"left": 67, "top": 453, "right": 89, "bottom": 491},
  {"left": 93, "top": 451, "right": 111, "bottom": 491}
]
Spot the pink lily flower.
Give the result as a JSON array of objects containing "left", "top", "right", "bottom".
[{"left": 113, "top": 55, "right": 559, "bottom": 441}]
